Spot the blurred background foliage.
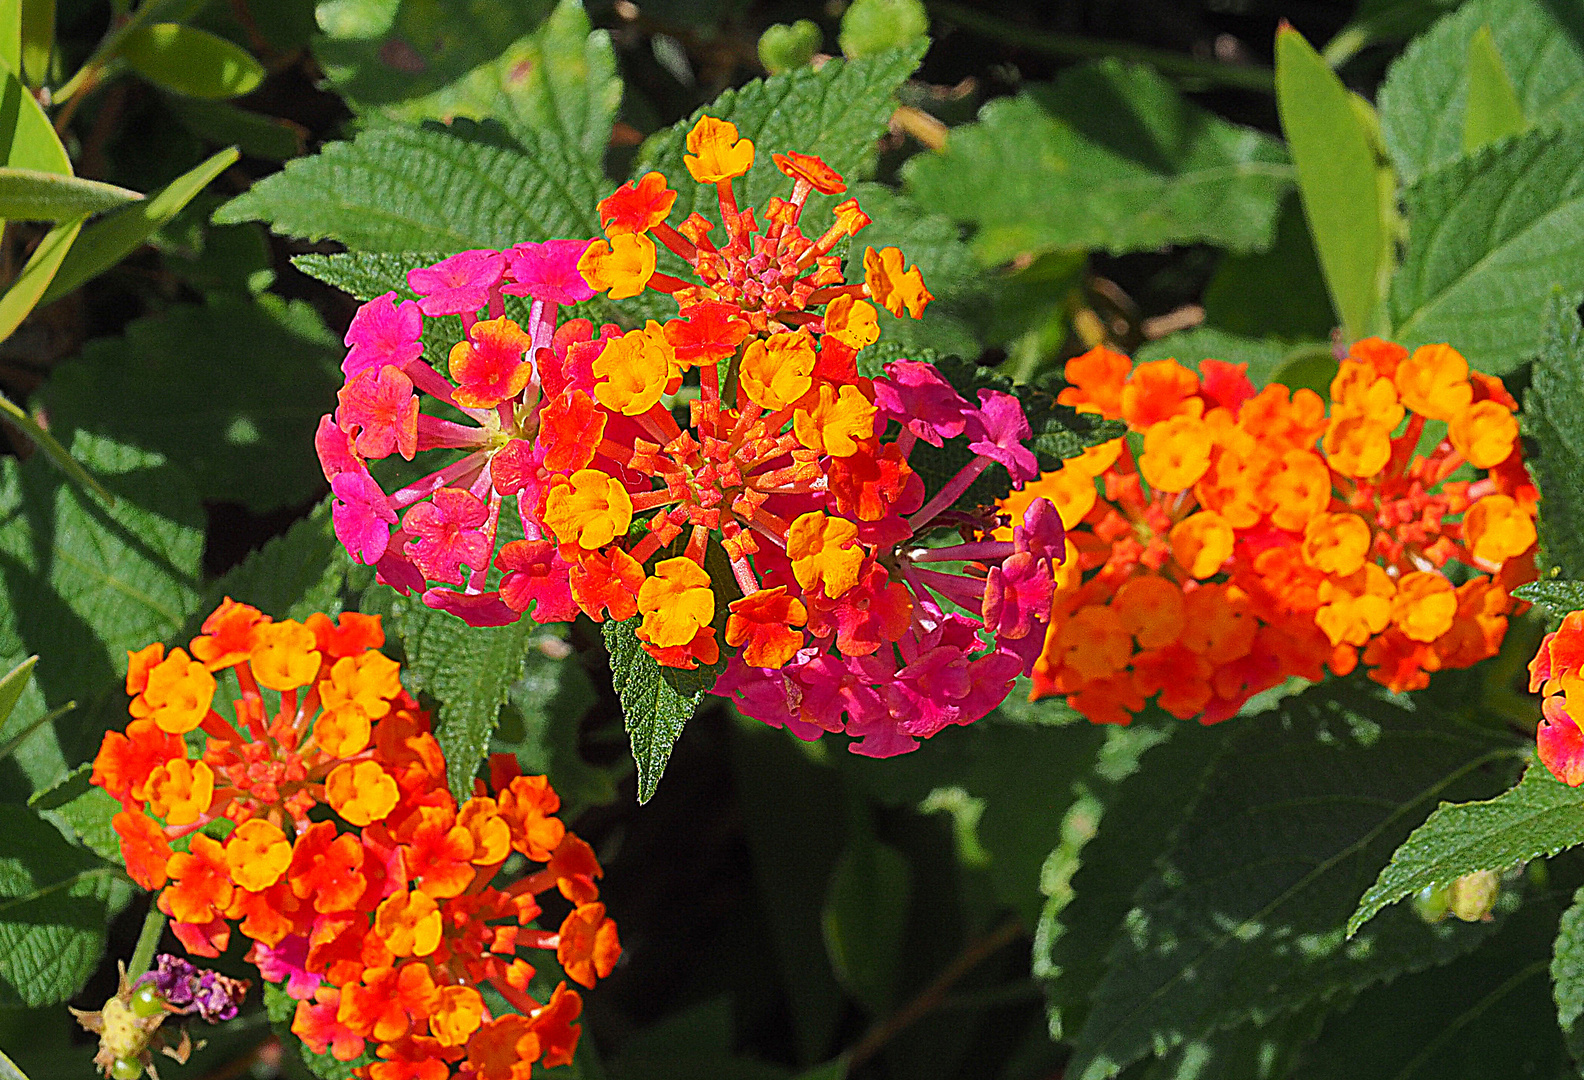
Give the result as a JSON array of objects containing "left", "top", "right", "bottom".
[{"left": 1, "top": 0, "right": 1583, "bottom": 1078}]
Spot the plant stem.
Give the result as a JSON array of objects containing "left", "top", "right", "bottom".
[{"left": 127, "top": 903, "right": 166, "bottom": 982}]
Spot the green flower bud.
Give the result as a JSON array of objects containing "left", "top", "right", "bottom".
[
  {"left": 759, "top": 20, "right": 822, "bottom": 74},
  {"left": 839, "top": 0, "right": 928, "bottom": 58},
  {"left": 1412, "top": 883, "right": 1450, "bottom": 923},
  {"left": 129, "top": 983, "right": 164, "bottom": 1019},
  {"left": 110, "top": 1057, "right": 143, "bottom": 1080}
]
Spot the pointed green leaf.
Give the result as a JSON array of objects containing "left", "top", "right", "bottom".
[
  {"left": 0, "top": 215, "right": 79, "bottom": 342},
  {"left": 0, "top": 656, "right": 30, "bottom": 730},
  {"left": 0, "top": 65, "right": 66, "bottom": 174},
  {"left": 19, "top": 0, "right": 51, "bottom": 88},
  {"left": 1378, "top": 0, "right": 1584, "bottom": 186},
  {"left": 602, "top": 617, "right": 704, "bottom": 805},
  {"left": 1350, "top": 763, "right": 1575, "bottom": 935},
  {"left": 38, "top": 146, "right": 236, "bottom": 303},
  {"left": 0, "top": 167, "right": 139, "bottom": 220},
  {"left": 1275, "top": 26, "right": 1392, "bottom": 343},
  {"left": 29, "top": 763, "right": 120, "bottom": 863},
  {"left": 1512, "top": 579, "right": 1584, "bottom": 613},
  {"left": 0, "top": 388, "right": 111, "bottom": 502},
  {"left": 166, "top": 97, "right": 306, "bottom": 161},
  {"left": 1463, "top": 25, "right": 1527, "bottom": 151},
  {"left": 823, "top": 821, "right": 911, "bottom": 1014},
  {"left": 0, "top": 1, "right": 19, "bottom": 78},
  {"left": 118, "top": 23, "right": 264, "bottom": 99},
  {"left": 1388, "top": 130, "right": 1584, "bottom": 373}
]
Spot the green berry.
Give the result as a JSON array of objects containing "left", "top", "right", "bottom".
[
  {"left": 129, "top": 984, "right": 164, "bottom": 1019},
  {"left": 110, "top": 1056, "right": 143, "bottom": 1080}
]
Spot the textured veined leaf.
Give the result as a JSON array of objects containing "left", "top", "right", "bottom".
[
  {"left": 1554, "top": 886, "right": 1584, "bottom": 1062},
  {"left": 1528, "top": 292, "right": 1584, "bottom": 577},
  {"left": 603, "top": 617, "right": 708, "bottom": 805},
  {"left": 1512, "top": 579, "right": 1584, "bottom": 614},
  {"left": 1462, "top": 24, "right": 1527, "bottom": 152}
]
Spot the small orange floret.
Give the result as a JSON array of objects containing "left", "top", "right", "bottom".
[
  {"left": 250, "top": 620, "right": 322, "bottom": 692},
  {"left": 190, "top": 597, "right": 269, "bottom": 670},
  {"left": 598, "top": 171, "right": 677, "bottom": 234},
  {"left": 787, "top": 511, "right": 863, "bottom": 599},
  {"left": 636, "top": 557, "right": 715, "bottom": 649},
  {"left": 129, "top": 647, "right": 216, "bottom": 734},
  {"left": 224, "top": 818, "right": 293, "bottom": 892},
  {"left": 739, "top": 330, "right": 816, "bottom": 411},
  {"left": 449, "top": 317, "right": 536, "bottom": 409},
  {"left": 863, "top": 246, "right": 932, "bottom": 318},
  {"left": 578, "top": 233, "right": 656, "bottom": 299},
  {"left": 773, "top": 150, "right": 846, "bottom": 194},
  {"left": 147, "top": 756, "right": 214, "bottom": 825},
  {"left": 544, "top": 469, "right": 634, "bottom": 550},
  {"left": 375, "top": 889, "right": 443, "bottom": 957},
  {"left": 1058, "top": 346, "right": 1132, "bottom": 419},
  {"left": 1119, "top": 359, "right": 1201, "bottom": 430},
  {"left": 1394, "top": 342, "right": 1472, "bottom": 421},
  {"left": 113, "top": 810, "right": 173, "bottom": 889},
  {"left": 726, "top": 586, "right": 808, "bottom": 668},
  {"left": 684, "top": 116, "right": 755, "bottom": 183},
  {"left": 326, "top": 760, "right": 400, "bottom": 826},
  {"left": 557, "top": 902, "right": 621, "bottom": 988},
  {"left": 161, "top": 833, "right": 234, "bottom": 925}
]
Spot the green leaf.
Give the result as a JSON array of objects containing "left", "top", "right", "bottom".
[
  {"left": 166, "top": 96, "right": 307, "bottom": 161},
  {"left": 602, "top": 616, "right": 706, "bottom": 805},
  {"left": 1377, "top": 0, "right": 1584, "bottom": 186},
  {"left": 636, "top": 43, "right": 926, "bottom": 234},
  {"left": 1387, "top": 130, "right": 1584, "bottom": 374},
  {"left": 1350, "top": 763, "right": 1575, "bottom": 935},
  {"left": 19, "top": 0, "right": 51, "bottom": 88},
  {"left": 497, "top": 643, "right": 616, "bottom": 817},
  {"left": 1132, "top": 328, "right": 1303, "bottom": 390},
  {"left": 1555, "top": 885, "right": 1584, "bottom": 1062},
  {"left": 1065, "top": 687, "right": 1518, "bottom": 1080},
  {"left": 1528, "top": 292, "right": 1584, "bottom": 577},
  {"left": 42, "top": 293, "right": 340, "bottom": 512},
  {"left": 38, "top": 146, "right": 238, "bottom": 304},
  {"left": 215, "top": 119, "right": 603, "bottom": 251},
  {"left": 0, "top": 169, "right": 140, "bottom": 220},
  {"left": 0, "top": 431, "right": 204, "bottom": 796},
  {"left": 0, "top": 803, "right": 119, "bottom": 1006},
  {"left": 0, "top": 216, "right": 78, "bottom": 344},
  {"left": 118, "top": 23, "right": 264, "bottom": 99},
  {"left": 903, "top": 59, "right": 1290, "bottom": 264},
  {"left": 0, "top": 655, "right": 32, "bottom": 730},
  {"left": 367, "top": 0, "right": 621, "bottom": 167},
  {"left": 1290, "top": 889, "right": 1567, "bottom": 1080},
  {"left": 1463, "top": 25, "right": 1527, "bottom": 152},
  {"left": 1128, "top": 1004, "right": 1333, "bottom": 1080},
  {"left": 823, "top": 812, "right": 912, "bottom": 1014},
  {"left": 1275, "top": 26, "right": 1392, "bottom": 343},
  {"left": 0, "top": 64, "right": 68, "bottom": 174},
  {"left": 1512, "top": 579, "right": 1584, "bottom": 614},
  {"left": 0, "top": 1, "right": 19, "bottom": 77},
  {"left": 1202, "top": 193, "right": 1336, "bottom": 343},
  {"left": 206, "top": 500, "right": 348, "bottom": 621},
  {"left": 371, "top": 590, "right": 537, "bottom": 801},
  {"left": 30, "top": 764, "right": 120, "bottom": 863}
]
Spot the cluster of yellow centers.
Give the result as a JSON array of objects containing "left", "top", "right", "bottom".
[{"left": 1001, "top": 338, "right": 1537, "bottom": 725}]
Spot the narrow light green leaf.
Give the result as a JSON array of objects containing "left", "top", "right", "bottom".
[
  {"left": 0, "top": 803, "right": 118, "bottom": 1006},
  {"left": 0, "top": 1, "right": 19, "bottom": 77},
  {"left": 0, "top": 1045, "right": 28, "bottom": 1080},
  {"left": 1512, "top": 579, "right": 1584, "bottom": 613},
  {"left": 1463, "top": 25, "right": 1527, "bottom": 152},
  {"left": 206, "top": 500, "right": 347, "bottom": 621},
  {"left": 1349, "top": 763, "right": 1571, "bottom": 935},
  {"left": 0, "top": 216, "right": 79, "bottom": 342},
  {"left": 823, "top": 820, "right": 911, "bottom": 1014},
  {"left": 0, "top": 167, "right": 140, "bottom": 219},
  {"left": 373, "top": 591, "right": 536, "bottom": 801},
  {"left": 166, "top": 96, "right": 306, "bottom": 161},
  {"left": 1067, "top": 688, "right": 1516, "bottom": 1080},
  {"left": 39, "top": 146, "right": 237, "bottom": 303},
  {"left": 215, "top": 120, "right": 603, "bottom": 252},
  {"left": 1555, "top": 886, "right": 1584, "bottom": 1062},
  {"left": 1528, "top": 292, "right": 1584, "bottom": 577},
  {"left": 1321, "top": 0, "right": 1459, "bottom": 67},
  {"left": 0, "top": 65, "right": 66, "bottom": 174},
  {"left": 1275, "top": 26, "right": 1391, "bottom": 343},
  {"left": 0, "top": 655, "right": 32, "bottom": 730},
  {"left": 0, "top": 700, "right": 70, "bottom": 763},
  {"left": 602, "top": 617, "right": 704, "bottom": 805},
  {"left": 18, "top": 0, "right": 51, "bottom": 88},
  {"left": 42, "top": 293, "right": 340, "bottom": 512},
  {"left": 118, "top": 23, "right": 264, "bottom": 99},
  {"left": 1378, "top": 0, "right": 1584, "bottom": 186},
  {"left": 0, "top": 388, "right": 112, "bottom": 502},
  {"left": 903, "top": 59, "right": 1290, "bottom": 263},
  {"left": 1388, "top": 130, "right": 1584, "bottom": 373}
]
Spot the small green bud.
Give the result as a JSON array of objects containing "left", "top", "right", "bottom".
[
  {"left": 1412, "top": 884, "right": 1450, "bottom": 923},
  {"left": 129, "top": 983, "right": 164, "bottom": 1019},
  {"left": 759, "top": 20, "right": 822, "bottom": 74},
  {"left": 110, "top": 1057, "right": 143, "bottom": 1080},
  {"left": 1447, "top": 869, "right": 1500, "bottom": 922},
  {"left": 839, "top": 0, "right": 928, "bottom": 58}
]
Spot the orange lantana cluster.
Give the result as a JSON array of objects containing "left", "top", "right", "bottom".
[
  {"left": 1007, "top": 338, "right": 1537, "bottom": 725},
  {"left": 91, "top": 600, "right": 618, "bottom": 1080}
]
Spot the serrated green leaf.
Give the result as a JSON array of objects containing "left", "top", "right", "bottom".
[
  {"left": 1275, "top": 27, "right": 1392, "bottom": 344},
  {"left": 0, "top": 431, "right": 204, "bottom": 796},
  {"left": 0, "top": 803, "right": 119, "bottom": 1006},
  {"left": 1512, "top": 579, "right": 1584, "bottom": 613},
  {"left": 0, "top": 64, "right": 67, "bottom": 174},
  {"left": 1528, "top": 292, "right": 1584, "bottom": 577},
  {"left": 1463, "top": 25, "right": 1527, "bottom": 152},
  {"left": 0, "top": 169, "right": 140, "bottom": 220},
  {"left": 1349, "top": 763, "right": 1573, "bottom": 936},
  {"left": 42, "top": 293, "right": 340, "bottom": 513},
  {"left": 1066, "top": 687, "right": 1518, "bottom": 1080},
  {"left": 636, "top": 43, "right": 926, "bottom": 236},
  {"left": 118, "top": 23, "right": 264, "bottom": 99},
  {"left": 374, "top": 590, "right": 536, "bottom": 801},
  {"left": 1388, "top": 130, "right": 1584, "bottom": 374},
  {"left": 1129, "top": 1003, "right": 1334, "bottom": 1080},
  {"left": 602, "top": 617, "right": 704, "bottom": 805},
  {"left": 1291, "top": 890, "right": 1566, "bottom": 1080},
  {"left": 207, "top": 500, "right": 348, "bottom": 621},
  {"left": 0, "top": 655, "right": 33, "bottom": 731},
  {"left": 38, "top": 146, "right": 239, "bottom": 304},
  {"left": 0, "top": 216, "right": 79, "bottom": 344},
  {"left": 292, "top": 249, "right": 440, "bottom": 300},
  {"left": 904, "top": 60, "right": 1290, "bottom": 264},
  {"left": 264, "top": 982, "right": 374, "bottom": 1079},
  {"left": 1555, "top": 885, "right": 1584, "bottom": 1062},
  {"left": 368, "top": 0, "right": 620, "bottom": 167},
  {"left": 215, "top": 119, "right": 603, "bottom": 252},
  {"left": 31, "top": 764, "right": 120, "bottom": 863},
  {"left": 823, "top": 817, "right": 911, "bottom": 1014},
  {"left": 1377, "top": 0, "right": 1584, "bottom": 186}
]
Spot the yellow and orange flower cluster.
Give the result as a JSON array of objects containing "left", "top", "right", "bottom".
[
  {"left": 1008, "top": 338, "right": 1537, "bottom": 724},
  {"left": 91, "top": 600, "right": 618, "bottom": 1080}
]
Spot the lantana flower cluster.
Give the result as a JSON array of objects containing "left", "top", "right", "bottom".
[
  {"left": 318, "top": 115, "right": 1069, "bottom": 758},
  {"left": 90, "top": 600, "right": 620, "bottom": 1080},
  {"left": 1530, "top": 612, "right": 1584, "bottom": 786},
  {"left": 1010, "top": 338, "right": 1537, "bottom": 725}
]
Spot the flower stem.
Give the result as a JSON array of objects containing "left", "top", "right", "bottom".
[{"left": 127, "top": 903, "right": 167, "bottom": 982}]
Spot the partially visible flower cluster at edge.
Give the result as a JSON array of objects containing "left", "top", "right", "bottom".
[
  {"left": 1003, "top": 337, "right": 1538, "bottom": 725},
  {"left": 1529, "top": 612, "right": 1584, "bottom": 786},
  {"left": 316, "top": 115, "right": 1069, "bottom": 758},
  {"left": 90, "top": 599, "right": 620, "bottom": 1080}
]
